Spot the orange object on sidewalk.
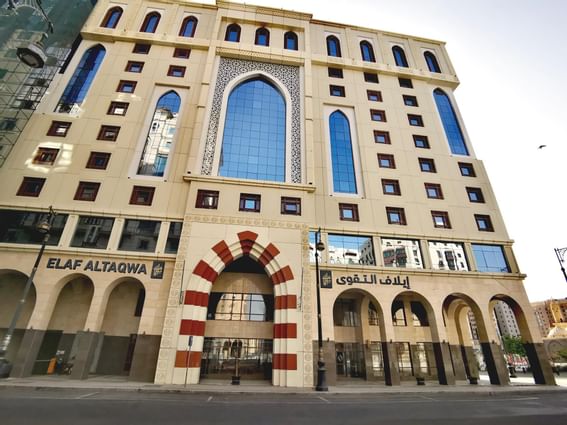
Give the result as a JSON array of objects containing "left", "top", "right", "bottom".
[{"left": 46, "top": 358, "right": 57, "bottom": 375}]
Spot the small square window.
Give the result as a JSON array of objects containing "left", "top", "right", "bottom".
[
  {"left": 374, "top": 130, "right": 390, "bottom": 144},
  {"left": 33, "top": 147, "right": 59, "bottom": 165},
  {"left": 399, "top": 77, "right": 413, "bottom": 88},
  {"left": 125, "top": 61, "right": 144, "bottom": 73},
  {"left": 339, "top": 203, "right": 359, "bottom": 221},
  {"left": 403, "top": 95, "right": 418, "bottom": 107},
  {"left": 459, "top": 162, "right": 476, "bottom": 177},
  {"left": 328, "top": 67, "right": 343, "bottom": 78},
  {"left": 378, "top": 153, "right": 395, "bottom": 169},
  {"left": 364, "top": 72, "right": 379, "bottom": 83},
  {"left": 173, "top": 48, "right": 191, "bottom": 58},
  {"left": 130, "top": 186, "right": 155, "bottom": 206},
  {"left": 86, "top": 152, "right": 111, "bottom": 170},
  {"left": 196, "top": 189, "right": 219, "bottom": 209},
  {"left": 97, "top": 125, "right": 120, "bottom": 141},
  {"left": 107, "top": 102, "right": 129, "bottom": 116},
  {"left": 419, "top": 158, "right": 436, "bottom": 173},
  {"left": 74, "top": 181, "right": 100, "bottom": 202},
  {"left": 133, "top": 43, "right": 151, "bottom": 54},
  {"left": 382, "top": 179, "right": 401, "bottom": 195},
  {"left": 367, "top": 90, "right": 382, "bottom": 102},
  {"left": 370, "top": 109, "right": 386, "bottom": 122},
  {"left": 17, "top": 177, "right": 45, "bottom": 197},
  {"left": 413, "top": 135, "right": 430, "bottom": 149},
  {"left": 431, "top": 211, "right": 451, "bottom": 228},
  {"left": 281, "top": 197, "right": 301, "bottom": 215},
  {"left": 475, "top": 214, "right": 494, "bottom": 232},
  {"left": 330, "top": 85, "right": 345, "bottom": 97},
  {"left": 467, "top": 187, "right": 485, "bottom": 203},
  {"left": 168, "top": 65, "right": 186, "bottom": 77},
  {"left": 239, "top": 193, "right": 261, "bottom": 212},
  {"left": 116, "top": 80, "right": 137, "bottom": 93},
  {"left": 47, "top": 121, "right": 71, "bottom": 137},
  {"left": 408, "top": 114, "right": 424, "bottom": 126},
  {"left": 386, "top": 207, "right": 406, "bottom": 225},
  {"left": 424, "top": 183, "right": 443, "bottom": 199}
]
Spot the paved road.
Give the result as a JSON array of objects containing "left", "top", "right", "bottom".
[{"left": 1, "top": 388, "right": 567, "bottom": 425}]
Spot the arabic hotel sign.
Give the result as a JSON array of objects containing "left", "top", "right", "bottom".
[{"left": 319, "top": 270, "right": 410, "bottom": 290}]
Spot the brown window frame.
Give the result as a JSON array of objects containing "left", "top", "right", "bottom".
[
  {"left": 97, "top": 125, "right": 120, "bottom": 141},
  {"left": 475, "top": 214, "right": 494, "bottom": 232},
  {"left": 17, "top": 177, "right": 46, "bottom": 197},
  {"left": 173, "top": 48, "right": 191, "bottom": 59},
  {"left": 424, "top": 183, "right": 443, "bottom": 199},
  {"left": 328, "top": 67, "right": 343, "bottom": 78},
  {"left": 398, "top": 77, "right": 413, "bottom": 88},
  {"left": 107, "top": 102, "right": 129, "bottom": 116},
  {"left": 419, "top": 157, "right": 436, "bottom": 173},
  {"left": 86, "top": 152, "right": 111, "bottom": 170},
  {"left": 382, "top": 179, "right": 401, "bottom": 196},
  {"left": 370, "top": 109, "right": 387, "bottom": 122},
  {"left": 378, "top": 153, "right": 396, "bottom": 169},
  {"left": 33, "top": 147, "right": 59, "bottom": 165},
  {"left": 374, "top": 130, "right": 391, "bottom": 144},
  {"left": 466, "top": 187, "right": 485, "bottom": 203},
  {"left": 330, "top": 85, "right": 345, "bottom": 97},
  {"left": 339, "top": 203, "right": 359, "bottom": 221},
  {"left": 116, "top": 80, "right": 137, "bottom": 93},
  {"left": 195, "top": 189, "right": 219, "bottom": 209},
  {"left": 239, "top": 193, "right": 261, "bottom": 212},
  {"left": 403, "top": 95, "right": 418, "bottom": 107},
  {"left": 130, "top": 186, "right": 155, "bottom": 206},
  {"left": 408, "top": 114, "right": 424, "bottom": 126},
  {"left": 459, "top": 162, "right": 476, "bottom": 177},
  {"left": 413, "top": 135, "right": 430, "bottom": 149},
  {"left": 386, "top": 207, "right": 406, "bottom": 225},
  {"left": 132, "top": 43, "right": 151, "bottom": 54},
  {"left": 47, "top": 121, "right": 71, "bottom": 137},
  {"left": 74, "top": 181, "right": 101, "bottom": 202},
  {"left": 125, "top": 61, "right": 144, "bottom": 73},
  {"left": 167, "top": 65, "right": 186, "bottom": 77},
  {"left": 367, "top": 90, "right": 382, "bottom": 102},
  {"left": 431, "top": 211, "right": 451, "bottom": 229},
  {"left": 281, "top": 197, "right": 301, "bottom": 215},
  {"left": 364, "top": 72, "right": 379, "bottom": 83}
]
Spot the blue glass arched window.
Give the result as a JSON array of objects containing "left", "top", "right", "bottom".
[
  {"left": 326, "top": 36, "right": 341, "bottom": 57},
  {"left": 360, "top": 41, "right": 375, "bottom": 62},
  {"left": 329, "top": 111, "right": 357, "bottom": 194},
  {"left": 100, "top": 7, "right": 123, "bottom": 29},
  {"left": 424, "top": 51, "right": 441, "bottom": 73},
  {"left": 138, "top": 91, "right": 181, "bottom": 176},
  {"left": 284, "top": 31, "right": 298, "bottom": 50},
  {"left": 179, "top": 16, "right": 198, "bottom": 37},
  {"left": 219, "top": 78, "right": 286, "bottom": 182},
  {"left": 225, "top": 24, "right": 241, "bottom": 42},
  {"left": 255, "top": 28, "right": 270, "bottom": 46},
  {"left": 392, "top": 46, "right": 408, "bottom": 67},
  {"left": 56, "top": 44, "right": 106, "bottom": 113},
  {"left": 140, "top": 12, "right": 160, "bottom": 33},
  {"left": 433, "top": 89, "right": 469, "bottom": 156}
]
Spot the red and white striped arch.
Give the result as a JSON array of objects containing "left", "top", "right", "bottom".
[{"left": 174, "top": 231, "right": 299, "bottom": 386}]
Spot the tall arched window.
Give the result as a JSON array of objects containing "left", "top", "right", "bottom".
[
  {"left": 225, "top": 23, "right": 241, "bottom": 42},
  {"left": 140, "top": 12, "right": 160, "bottom": 33},
  {"left": 424, "top": 51, "right": 441, "bottom": 73},
  {"left": 433, "top": 89, "right": 469, "bottom": 156},
  {"left": 392, "top": 45, "right": 408, "bottom": 67},
  {"left": 179, "top": 16, "right": 198, "bottom": 37},
  {"left": 219, "top": 78, "right": 286, "bottom": 182},
  {"left": 329, "top": 111, "right": 357, "bottom": 194},
  {"left": 100, "top": 7, "right": 123, "bottom": 29},
  {"left": 284, "top": 31, "right": 298, "bottom": 50},
  {"left": 326, "top": 35, "right": 341, "bottom": 57},
  {"left": 255, "top": 27, "right": 270, "bottom": 46},
  {"left": 56, "top": 44, "right": 106, "bottom": 113},
  {"left": 137, "top": 91, "right": 181, "bottom": 176},
  {"left": 360, "top": 40, "right": 375, "bottom": 62}
]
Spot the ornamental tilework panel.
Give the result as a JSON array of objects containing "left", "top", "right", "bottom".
[{"left": 201, "top": 57, "right": 302, "bottom": 183}]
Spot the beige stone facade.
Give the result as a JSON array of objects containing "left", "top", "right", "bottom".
[{"left": 0, "top": 0, "right": 555, "bottom": 386}]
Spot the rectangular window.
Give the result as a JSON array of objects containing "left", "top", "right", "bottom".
[
  {"left": 107, "top": 102, "right": 129, "bottom": 116},
  {"left": 334, "top": 299, "right": 360, "bottom": 327},
  {"left": 475, "top": 214, "right": 494, "bottom": 232},
  {"left": 130, "top": 186, "right": 155, "bottom": 206},
  {"left": 47, "top": 121, "right": 71, "bottom": 137},
  {"left": 431, "top": 211, "right": 451, "bottom": 228},
  {"left": 382, "top": 179, "right": 401, "bottom": 195},
  {"left": 207, "top": 294, "right": 273, "bottom": 321},
  {"left": 428, "top": 241, "right": 469, "bottom": 271},
  {"left": 370, "top": 109, "right": 386, "bottom": 122},
  {"left": 378, "top": 153, "right": 396, "bottom": 169},
  {"left": 281, "top": 197, "right": 301, "bottom": 215},
  {"left": 386, "top": 207, "right": 406, "bottom": 225},
  {"left": 339, "top": 203, "right": 359, "bottom": 221},
  {"left": 165, "top": 221, "right": 183, "bottom": 253},
  {"left": 398, "top": 77, "right": 413, "bottom": 88},
  {"left": 396, "top": 342, "right": 412, "bottom": 376},
  {"left": 424, "top": 183, "right": 443, "bottom": 199},
  {"left": 0, "top": 118, "right": 17, "bottom": 131},
  {"left": 330, "top": 85, "right": 345, "bottom": 97},
  {"left": 173, "top": 48, "right": 191, "bottom": 58},
  {"left": 116, "top": 80, "right": 137, "bottom": 93},
  {"left": 0, "top": 209, "right": 68, "bottom": 246},
  {"left": 374, "top": 130, "right": 390, "bottom": 144},
  {"left": 70, "top": 216, "right": 115, "bottom": 249},
  {"left": 381, "top": 238, "right": 423, "bottom": 269},
  {"left": 118, "top": 219, "right": 161, "bottom": 252},
  {"left": 467, "top": 187, "right": 485, "bottom": 203},
  {"left": 472, "top": 244, "right": 510, "bottom": 272},
  {"left": 367, "top": 90, "right": 382, "bottom": 102},
  {"left": 33, "top": 147, "right": 59, "bottom": 165},
  {"left": 86, "top": 152, "right": 111, "bottom": 170},
  {"left": 408, "top": 114, "right": 424, "bottom": 126},
  {"left": 196, "top": 190, "right": 219, "bottom": 209},
  {"left": 403, "top": 95, "right": 418, "bottom": 107},
  {"left": 17, "top": 177, "right": 45, "bottom": 197},
  {"left": 327, "top": 234, "right": 375, "bottom": 265},
  {"left": 364, "top": 72, "right": 379, "bottom": 83},
  {"left": 239, "top": 193, "right": 261, "bottom": 212},
  {"left": 413, "top": 135, "right": 430, "bottom": 149},
  {"left": 167, "top": 65, "right": 186, "bottom": 77},
  {"left": 392, "top": 303, "right": 407, "bottom": 327},
  {"left": 125, "top": 61, "right": 144, "bottom": 73},
  {"left": 132, "top": 43, "right": 151, "bottom": 54},
  {"left": 328, "top": 67, "right": 343, "bottom": 78},
  {"left": 459, "top": 162, "right": 476, "bottom": 177},
  {"left": 419, "top": 157, "right": 436, "bottom": 173},
  {"left": 74, "top": 181, "right": 100, "bottom": 202},
  {"left": 97, "top": 125, "right": 120, "bottom": 141}
]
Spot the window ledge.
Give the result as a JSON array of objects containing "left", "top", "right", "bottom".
[{"left": 184, "top": 174, "right": 316, "bottom": 193}]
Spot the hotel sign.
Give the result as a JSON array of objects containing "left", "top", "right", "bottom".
[
  {"left": 320, "top": 270, "right": 410, "bottom": 290},
  {"left": 45, "top": 257, "right": 165, "bottom": 279}
]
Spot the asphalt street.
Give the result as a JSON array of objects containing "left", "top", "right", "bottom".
[{"left": 1, "top": 388, "right": 567, "bottom": 425}]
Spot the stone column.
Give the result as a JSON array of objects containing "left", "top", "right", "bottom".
[
  {"left": 9, "top": 329, "right": 46, "bottom": 378},
  {"left": 129, "top": 334, "right": 162, "bottom": 382},
  {"left": 524, "top": 342, "right": 556, "bottom": 385},
  {"left": 481, "top": 342, "right": 510, "bottom": 385},
  {"left": 449, "top": 344, "right": 467, "bottom": 380},
  {"left": 70, "top": 331, "right": 103, "bottom": 380},
  {"left": 433, "top": 342, "right": 456, "bottom": 385},
  {"left": 382, "top": 341, "right": 400, "bottom": 386}
]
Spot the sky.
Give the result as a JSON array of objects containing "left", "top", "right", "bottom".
[{"left": 209, "top": 0, "right": 567, "bottom": 301}]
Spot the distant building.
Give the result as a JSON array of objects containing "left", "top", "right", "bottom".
[{"left": 493, "top": 301, "right": 521, "bottom": 338}]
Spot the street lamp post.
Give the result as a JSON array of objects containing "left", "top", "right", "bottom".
[
  {"left": 554, "top": 247, "right": 567, "bottom": 284},
  {"left": 314, "top": 228, "right": 328, "bottom": 391},
  {"left": 0, "top": 207, "right": 56, "bottom": 378}
]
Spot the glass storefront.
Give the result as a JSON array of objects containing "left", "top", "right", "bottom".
[{"left": 335, "top": 342, "right": 366, "bottom": 379}]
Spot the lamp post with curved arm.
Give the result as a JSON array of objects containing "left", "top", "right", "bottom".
[
  {"left": 314, "top": 228, "right": 328, "bottom": 391},
  {"left": 554, "top": 247, "right": 567, "bottom": 284}
]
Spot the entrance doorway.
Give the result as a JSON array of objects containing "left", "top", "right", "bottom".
[{"left": 335, "top": 342, "right": 365, "bottom": 379}]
